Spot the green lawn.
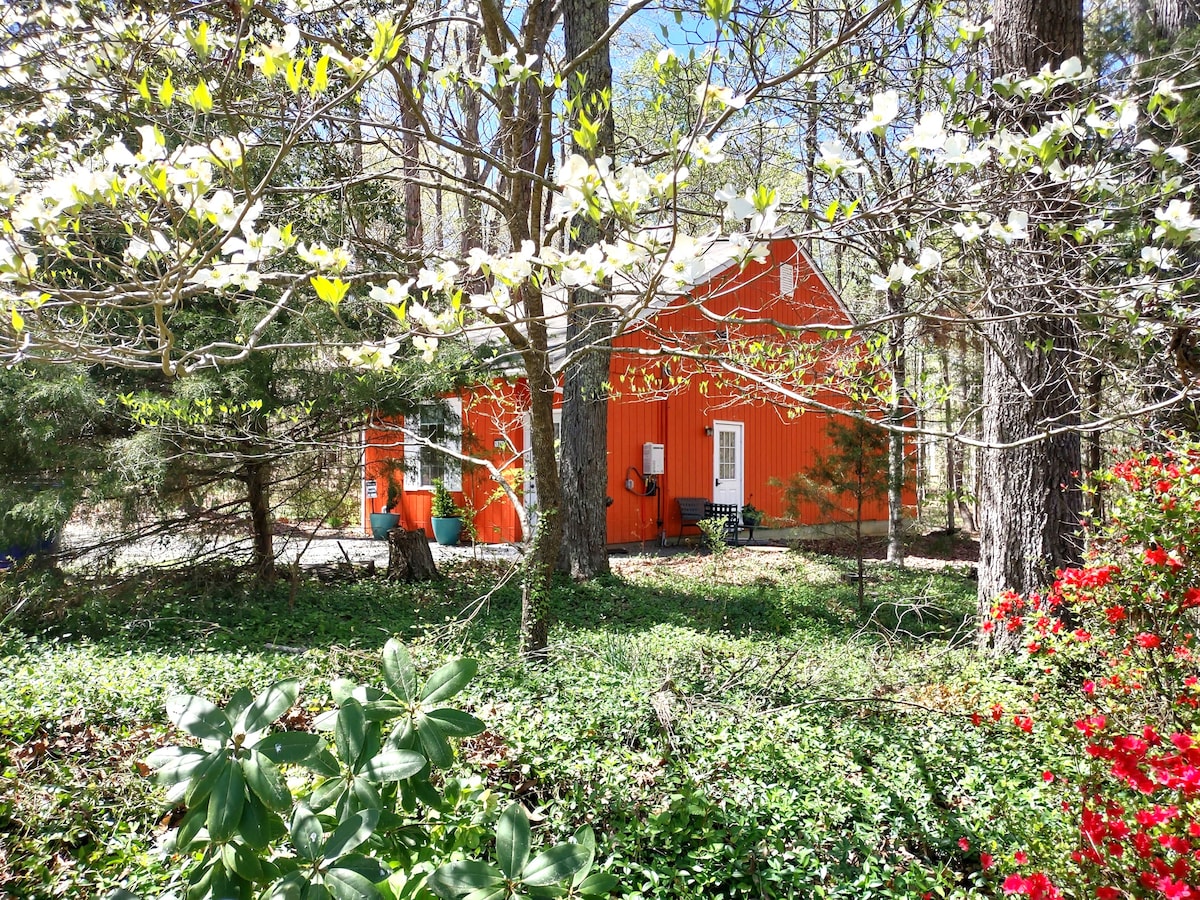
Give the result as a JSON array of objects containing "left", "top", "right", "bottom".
[{"left": 0, "top": 550, "right": 1068, "bottom": 899}]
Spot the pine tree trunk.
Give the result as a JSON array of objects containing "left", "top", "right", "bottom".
[
  {"left": 992, "top": 0, "right": 1083, "bottom": 76},
  {"left": 558, "top": 0, "right": 615, "bottom": 579},
  {"left": 980, "top": 0, "right": 1084, "bottom": 647},
  {"left": 245, "top": 458, "right": 275, "bottom": 582}
]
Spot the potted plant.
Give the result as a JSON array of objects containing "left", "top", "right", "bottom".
[
  {"left": 369, "top": 479, "right": 402, "bottom": 540},
  {"left": 741, "top": 500, "right": 763, "bottom": 528},
  {"left": 429, "top": 478, "right": 462, "bottom": 546}
]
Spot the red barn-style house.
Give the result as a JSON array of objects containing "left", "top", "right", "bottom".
[{"left": 362, "top": 235, "right": 909, "bottom": 545}]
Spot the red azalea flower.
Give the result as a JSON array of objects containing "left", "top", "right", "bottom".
[
  {"left": 1042, "top": 771, "right": 1054, "bottom": 782},
  {"left": 1014, "top": 851, "right": 1028, "bottom": 865},
  {"left": 959, "top": 837, "right": 971, "bottom": 852},
  {"left": 1136, "top": 632, "right": 1162, "bottom": 649},
  {"left": 981, "top": 852, "right": 994, "bottom": 870},
  {"left": 1146, "top": 546, "right": 1169, "bottom": 566}
]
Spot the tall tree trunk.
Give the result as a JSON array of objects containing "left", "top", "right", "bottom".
[
  {"left": 980, "top": 0, "right": 1084, "bottom": 646},
  {"left": 399, "top": 62, "right": 424, "bottom": 252},
  {"left": 1086, "top": 364, "right": 1105, "bottom": 524},
  {"left": 940, "top": 344, "right": 956, "bottom": 533},
  {"left": 558, "top": 0, "right": 614, "bottom": 579},
  {"left": 886, "top": 285, "right": 907, "bottom": 566},
  {"left": 522, "top": 342, "right": 562, "bottom": 661},
  {"left": 245, "top": 457, "right": 275, "bottom": 582}
]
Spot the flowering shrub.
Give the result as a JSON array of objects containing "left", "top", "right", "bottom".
[{"left": 981, "top": 441, "right": 1200, "bottom": 899}]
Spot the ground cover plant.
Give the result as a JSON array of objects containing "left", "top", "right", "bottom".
[{"left": 0, "top": 544, "right": 1083, "bottom": 899}]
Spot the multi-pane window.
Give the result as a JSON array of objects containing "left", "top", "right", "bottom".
[
  {"left": 718, "top": 430, "right": 737, "bottom": 481},
  {"left": 404, "top": 399, "right": 462, "bottom": 490}
]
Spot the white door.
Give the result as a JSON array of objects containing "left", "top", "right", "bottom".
[
  {"left": 712, "top": 421, "right": 744, "bottom": 510},
  {"left": 523, "top": 409, "right": 562, "bottom": 532}
]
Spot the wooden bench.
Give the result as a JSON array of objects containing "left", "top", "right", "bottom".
[{"left": 675, "top": 498, "right": 742, "bottom": 546}]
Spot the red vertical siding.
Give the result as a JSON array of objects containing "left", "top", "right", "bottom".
[{"left": 366, "top": 236, "right": 916, "bottom": 544}]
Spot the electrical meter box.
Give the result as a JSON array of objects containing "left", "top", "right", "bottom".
[{"left": 642, "top": 442, "right": 665, "bottom": 475}]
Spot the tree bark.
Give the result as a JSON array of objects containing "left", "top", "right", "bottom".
[
  {"left": 980, "top": 0, "right": 1084, "bottom": 646},
  {"left": 886, "top": 285, "right": 907, "bottom": 566},
  {"left": 991, "top": 0, "right": 1083, "bottom": 77},
  {"left": 558, "top": 0, "right": 615, "bottom": 579},
  {"left": 522, "top": 341, "right": 562, "bottom": 661},
  {"left": 387, "top": 528, "right": 440, "bottom": 581},
  {"left": 245, "top": 457, "right": 275, "bottom": 582}
]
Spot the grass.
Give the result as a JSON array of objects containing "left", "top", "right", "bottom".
[{"left": 0, "top": 548, "right": 1066, "bottom": 899}]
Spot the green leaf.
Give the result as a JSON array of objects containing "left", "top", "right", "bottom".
[
  {"left": 360, "top": 749, "right": 426, "bottom": 782},
  {"left": 521, "top": 844, "right": 590, "bottom": 888},
  {"left": 325, "top": 867, "right": 380, "bottom": 900},
  {"left": 324, "top": 808, "right": 379, "bottom": 862},
  {"left": 239, "top": 792, "right": 278, "bottom": 850},
  {"left": 189, "top": 78, "right": 213, "bottom": 112},
  {"left": 206, "top": 758, "right": 246, "bottom": 843},
  {"left": 577, "top": 872, "right": 618, "bottom": 896},
  {"left": 349, "top": 776, "right": 382, "bottom": 815},
  {"left": 362, "top": 700, "right": 405, "bottom": 723},
  {"left": 240, "top": 679, "right": 300, "bottom": 735},
  {"left": 242, "top": 752, "right": 291, "bottom": 812},
  {"left": 426, "top": 861, "right": 503, "bottom": 900},
  {"left": 496, "top": 803, "right": 531, "bottom": 879},
  {"left": 571, "top": 826, "right": 596, "bottom": 887},
  {"left": 255, "top": 731, "right": 321, "bottom": 764},
  {"left": 307, "top": 748, "right": 341, "bottom": 778},
  {"left": 184, "top": 749, "right": 229, "bottom": 807},
  {"left": 311, "top": 54, "right": 331, "bottom": 95},
  {"left": 291, "top": 805, "right": 325, "bottom": 862},
  {"left": 425, "top": 709, "right": 485, "bottom": 737},
  {"left": 463, "top": 887, "right": 510, "bottom": 900},
  {"left": 309, "top": 778, "right": 347, "bottom": 814},
  {"left": 336, "top": 699, "right": 368, "bottom": 769},
  {"left": 331, "top": 854, "right": 390, "bottom": 884},
  {"left": 11, "top": 308, "right": 24, "bottom": 332},
  {"left": 415, "top": 713, "right": 453, "bottom": 768},
  {"left": 166, "top": 694, "right": 232, "bottom": 745},
  {"left": 420, "top": 658, "right": 477, "bottom": 703},
  {"left": 268, "top": 872, "right": 306, "bottom": 900},
  {"left": 382, "top": 640, "right": 418, "bottom": 702},
  {"left": 147, "top": 746, "right": 207, "bottom": 785},
  {"left": 312, "top": 276, "right": 350, "bottom": 309},
  {"left": 223, "top": 840, "right": 264, "bottom": 882},
  {"left": 157, "top": 73, "right": 174, "bottom": 107},
  {"left": 174, "top": 806, "right": 206, "bottom": 852},
  {"left": 331, "top": 678, "right": 358, "bottom": 706},
  {"left": 225, "top": 688, "right": 254, "bottom": 727}
]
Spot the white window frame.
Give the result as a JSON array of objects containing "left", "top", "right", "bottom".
[{"left": 403, "top": 398, "right": 463, "bottom": 492}]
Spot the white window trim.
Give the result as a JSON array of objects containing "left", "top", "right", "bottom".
[{"left": 403, "top": 397, "right": 463, "bottom": 492}]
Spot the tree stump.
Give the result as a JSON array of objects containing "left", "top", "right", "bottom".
[{"left": 386, "top": 528, "right": 440, "bottom": 582}]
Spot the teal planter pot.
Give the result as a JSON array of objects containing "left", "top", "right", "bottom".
[
  {"left": 369, "top": 513, "right": 400, "bottom": 540},
  {"left": 431, "top": 516, "right": 462, "bottom": 546}
]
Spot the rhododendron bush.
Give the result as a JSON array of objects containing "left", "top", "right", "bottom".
[{"left": 982, "top": 441, "right": 1200, "bottom": 900}]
